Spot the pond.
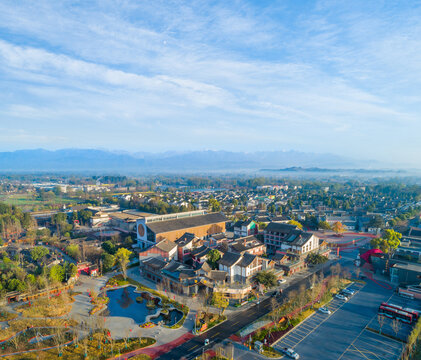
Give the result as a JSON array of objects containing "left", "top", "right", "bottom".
[{"left": 106, "top": 286, "right": 183, "bottom": 326}]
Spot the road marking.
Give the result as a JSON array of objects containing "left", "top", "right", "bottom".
[
  {"left": 211, "top": 332, "right": 220, "bottom": 338},
  {"left": 356, "top": 336, "right": 401, "bottom": 355},
  {"left": 337, "top": 291, "right": 395, "bottom": 360},
  {"left": 350, "top": 344, "right": 383, "bottom": 360},
  {"left": 188, "top": 345, "right": 199, "bottom": 351},
  {"left": 282, "top": 283, "right": 366, "bottom": 352}
]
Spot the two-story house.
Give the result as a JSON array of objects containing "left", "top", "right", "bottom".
[{"left": 264, "top": 222, "right": 319, "bottom": 255}]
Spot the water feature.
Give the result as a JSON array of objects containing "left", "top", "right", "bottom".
[{"left": 106, "top": 286, "right": 183, "bottom": 326}]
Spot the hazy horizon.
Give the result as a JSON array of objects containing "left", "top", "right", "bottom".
[{"left": 1, "top": 1, "right": 421, "bottom": 167}]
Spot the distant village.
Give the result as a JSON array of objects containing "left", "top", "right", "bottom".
[{"left": 1, "top": 175, "right": 420, "bottom": 304}]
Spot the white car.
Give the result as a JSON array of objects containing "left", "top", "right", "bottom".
[
  {"left": 318, "top": 306, "right": 331, "bottom": 315},
  {"left": 342, "top": 288, "right": 355, "bottom": 296},
  {"left": 281, "top": 347, "right": 300, "bottom": 359},
  {"left": 335, "top": 294, "right": 348, "bottom": 301},
  {"left": 278, "top": 279, "right": 286, "bottom": 284}
]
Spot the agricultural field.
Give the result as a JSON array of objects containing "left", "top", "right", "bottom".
[{"left": 0, "top": 193, "right": 78, "bottom": 210}]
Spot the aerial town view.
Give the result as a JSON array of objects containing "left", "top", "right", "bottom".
[{"left": 0, "top": 1, "right": 421, "bottom": 360}]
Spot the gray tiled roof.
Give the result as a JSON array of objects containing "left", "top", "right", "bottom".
[
  {"left": 147, "top": 213, "right": 227, "bottom": 234},
  {"left": 156, "top": 238, "right": 177, "bottom": 252},
  {"left": 208, "top": 270, "right": 227, "bottom": 281},
  {"left": 142, "top": 257, "right": 166, "bottom": 270},
  {"left": 218, "top": 251, "right": 242, "bottom": 267},
  {"left": 265, "top": 222, "right": 298, "bottom": 233},
  {"left": 237, "top": 253, "right": 257, "bottom": 267}
]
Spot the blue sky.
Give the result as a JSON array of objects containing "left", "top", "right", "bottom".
[{"left": 0, "top": 1, "right": 420, "bottom": 167}]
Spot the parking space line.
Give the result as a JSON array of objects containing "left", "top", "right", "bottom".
[
  {"left": 351, "top": 344, "right": 383, "bottom": 360},
  {"left": 347, "top": 347, "right": 377, "bottom": 360},
  {"left": 293, "top": 328, "right": 308, "bottom": 334},
  {"left": 277, "top": 339, "right": 295, "bottom": 348},
  {"left": 288, "top": 334, "right": 304, "bottom": 341},
  {"left": 356, "top": 335, "right": 402, "bottom": 354}
]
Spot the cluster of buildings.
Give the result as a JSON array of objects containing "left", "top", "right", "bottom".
[
  {"left": 134, "top": 210, "right": 328, "bottom": 304},
  {"left": 366, "top": 227, "right": 421, "bottom": 292}
]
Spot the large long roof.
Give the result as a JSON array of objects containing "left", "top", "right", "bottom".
[{"left": 146, "top": 212, "right": 227, "bottom": 234}]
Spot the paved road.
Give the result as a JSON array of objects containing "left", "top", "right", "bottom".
[
  {"left": 273, "top": 277, "right": 403, "bottom": 360},
  {"left": 157, "top": 258, "right": 352, "bottom": 360}
]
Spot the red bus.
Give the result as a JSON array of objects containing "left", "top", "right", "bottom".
[
  {"left": 378, "top": 304, "right": 414, "bottom": 324},
  {"left": 380, "top": 302, "right": 419, "bottom": 320}
]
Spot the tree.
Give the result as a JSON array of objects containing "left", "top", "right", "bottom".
[
  {"left": 7, "top": 278, "right": 25, "bottom": 292},
  {"left": 209, "top": 198, "right": 221, "bottom": 212},
  {"left": 102, "top": 253, "right": 115, "bottom": 272},
  {"left": 102, "top": 240, "right": 116, "bottom": 255},
  {"left": 377, "top": 314, "right": 385, "bottom": 335},
  {"left": 21, "top": 213, "right": 35, "bottom": 230},
  {"left": 65, "top": 262, "right": 78, "bottom": 279},
  {"left": 78, "top": 210, "right": 93, "bottom": 225},
  {"left": 211, "top": 291, "right": 229, "bottom": 314},
  {"left": 30, "top": 246, "right": 49, "bottom": 262},
  {"left": 51, "top": 213, "right": 67, "bottom": 225},
  {"left": 391, "top": 318, "right": 401, "bottom": 338},
  {"left": 207, "top": 249, "right": 221, "bottom": 270},
  {"left": 332, "top": 221, "right": 346, "bottom": 236},
  {"left": 370, "top": 229, "right": 401, "bottom": 254},
  {"left": 306, "top": 253, "right": 328, "bottom": 265},
  {"left": 49, "top": 264, "right": 65, "bottom": 283},
  {"left": 254, "top": 270, "right": 277, "bottom": 288},
  {"left": 288, "top": 220, "right": 303, "bottom": 230},
  {"left": 318, "top": 221, "right": 332, "bottom": 231},
  {"left": 368, "top": 215, "right": 385, "bottom": 229},
  {"left": 115, "top": 248, "right": 132, "bottom": 279},
  {"left": 268, "top": 203, "right": 276, "bottom": 214},
  {"left": 66, "top": 244, "right": 81, "bottom": 260}
]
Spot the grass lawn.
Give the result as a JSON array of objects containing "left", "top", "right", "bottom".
[
  {"left": 5, "top": 334, "right": 155, "bottom": 360},
  {"left": 0, "top": 318, "right": 77, "bottom": 341},
  {"left": 15, "top": 293, "right": 74, "bottom": 318},
  {"left": 0, "top": 193, "right": 78, "bottom": 211},
  {"left": 0, "top": 327, "right": 73, "bottom": 355},
  {"left": 0, "top": 310, "right": 18, "bottom": 322}
]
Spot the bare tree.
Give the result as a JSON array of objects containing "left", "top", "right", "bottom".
[
  {"left": 136, "top": 327, "right": 143, "bottom": 346},
  {"left": 54, "top": 327, "right": 66, "bottom": 357},
  {"left": 391, "top": 318, "right": 402, "bottom": 339},
  {"left": 9, "top": 333, "right": 20, "bottom": 350},
  {"left": 82, "top": 335, "right": 89, "bottom": 358},
  {"left": 297, "top": 284, "right": 307, "bottom": 309},
  {"left": 377, "top": 314, "right": 385, "bottom": 335},
  {"left": 354, "top": 267, "right": 361, "bottom": 280}
]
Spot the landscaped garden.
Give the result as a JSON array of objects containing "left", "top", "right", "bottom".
[
  {"left": 2, "top": 330, "right": 155, "bottom": 360},
  {"left": 15, "top": 292, "right": 74, "bottom": 318},
  {"left": 105, "top": 275, "right": 188, "bottom": 328}
]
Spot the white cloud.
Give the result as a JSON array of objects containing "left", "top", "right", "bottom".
[{"left": 0, "top": 0, "right": 420, "bottom": 166}]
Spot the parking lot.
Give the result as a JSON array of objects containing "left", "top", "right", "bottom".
[
  {"left": 274, "top": 282, "right": 365, "bottom": 356},
  {"left": 366, "top": 291, "right": 421, "bottom": 342},
  {"left": 273, "top": 279, "right": 409, "bottom": 360}
]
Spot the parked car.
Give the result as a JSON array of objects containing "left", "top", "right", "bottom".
[
  {"left": 335, "top": 294, "right": 348, "bottom": 301},
  {"left": 278, "top": 279, "right": 286, "bottom": 284},
  {"left": 342, "top": 288, "right": 355, "bottom": 296},
  {"left": 318, "top": 306, "right": 331, "bottom": 315},
  {"left": 281, "top": 347, "right": 300, "bottom": 359}
]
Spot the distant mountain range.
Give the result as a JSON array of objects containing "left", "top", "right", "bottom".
[
  {"left": 261, "top": 167, "right": 405, "bottom": 174},
  {"left": 0, "top": 148, "right": 381, "bottom": 173}
]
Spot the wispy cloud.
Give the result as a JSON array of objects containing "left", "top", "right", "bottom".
[{"left": 0, "top": 0, "right": 420, "bottom": 165}]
